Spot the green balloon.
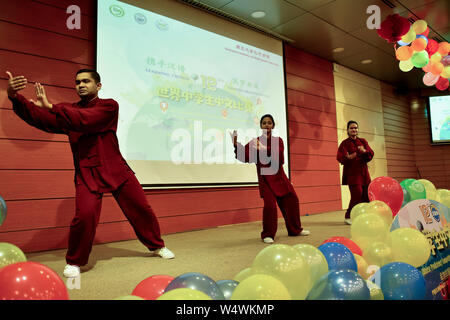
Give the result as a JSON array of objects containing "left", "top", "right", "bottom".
[
  {"left": 0, "top": 242, "right": 27, "bottom": 268},
  {"left": 411, "top": 51, "right": 429, "bottom": 68},
  {"left": 400, "top": 179, "right": 426, "bottom": 201}
]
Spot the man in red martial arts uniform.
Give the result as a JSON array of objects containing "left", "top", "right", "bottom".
[
  {"left": 6, "top": 69, "right": 174, "bottom": 278},
  {"left": 231, "top": 114, "right": 310, "bottom": 243},
  {"left": 337, "top": 120, "right": 374, "bottom": 225}
]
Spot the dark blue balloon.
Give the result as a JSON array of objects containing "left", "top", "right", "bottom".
[
  {"left": 306, "top": 269, "right": 370, "bottom": 300},
  {"left": 216, "top": 279, "right": 239, "bottom": 300},
  {"left": 372, "top": 262, "right": 426, "bottom": 300},
  {"left": 318, "top": 242, "right": 357, "bottom": 272},
  {"left": 165, "top": 272, "right": 225, "bottom": 300}
]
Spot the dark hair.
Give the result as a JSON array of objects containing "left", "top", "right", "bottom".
[
  {"left": 347, "top": 120, "right": 358, "bottom": 130},
  {"left": 260, "top": 114, "right": 275, "bottom": 127},
  {"left": 76, "top": 69, "right": 101, "bottom": 84}
]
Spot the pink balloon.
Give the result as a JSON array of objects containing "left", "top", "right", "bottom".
[
  {"left": 442, "top": 55, "right": 450, "bottom": 66},
  {"left": 368, "top": 177, "right": 403, "bottom": 216},
  {"left": 132, "top": 275, "right": 174, "bottom": 300},
  {"left": 423, "top": 72, "right": 440, "bottom": 86}
]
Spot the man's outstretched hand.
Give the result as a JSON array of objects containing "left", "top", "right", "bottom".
[
  {"left": 6, "top": 71, "right": 27, "bottom": 98},
  {"left": 30, "top": 82, "right": 52, "bottom": 109}
]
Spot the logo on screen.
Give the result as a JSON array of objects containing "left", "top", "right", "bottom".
[
  {"left": 430, "top": 204, "right": 440, "bottom": 223},
  {"left": 109, "top": 5, "right": 124, "bottom": 17},
  {"left": 134, "top": 13, "right": 147, "bottom": 25},
  {"left": 155, "top": 19, "right": 169, "bottom": 31}
]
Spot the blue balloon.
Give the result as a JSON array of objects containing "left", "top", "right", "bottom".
[
  {"left": 318, "top": 242, "right": 357, "bottom": 272},
  {"left": 165, "top": 272, "right": 225, "bottom": 300},
  {"left": 397, "top": 40, "right": 409, "bottom": 46},
  {"left": 0, "top": 196, "right": 6, "bottom": 226},
  {"left": 416, "top": 34, "right": 428, "bottom": 44},
  {"left": 306, "top": 269, "right": 370, "bottom": 300},
  {"left": 371, "top": 262, "right": 426, "bottom": 300},
  {"left": 216, "top": 279, "right": 239, "bottom": 300}
]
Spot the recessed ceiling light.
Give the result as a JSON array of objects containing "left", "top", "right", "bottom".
[
  {"left": 333, "top": 47, "right": 345, "bottom": 53},
  {"left": 361, "top": 59, "right": 372, "bottom": 64},
  {"left": 251, "top": 11, "right": 266, "bottom": 19}
]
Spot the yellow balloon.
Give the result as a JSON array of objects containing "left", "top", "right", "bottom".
[
  {"left": 157, "top": 288, "right": 212, "bottom": 300},
  {"left": 350, "top": 202, "right": 372, "bottom": 221},
  {"left": 441, "top": 66, "right": 450, "bottom": 79},
  {"left": 0, "top": 242, "right": 27, "bottom": 268},
  {"left": 418, "top": 179, "right": 437, "bottom": 200},
  {"left": 354, "top": 254, "right": 370, "bottom": 279},
  {"left": 231, "top": 274, "right": 291, "bottom": 300},
  {"left": 351, "top": 213, "right": 389, "bottom": 251},
  {"left": 292, "top": 244, "right": 328, "bottom": 290},
  {"left": 368, "top": 200, "right": 393, "bottom": 228},
  {"left": 388, "top": 228, "right": 431, "bottom": 267},
  {"left": 251, "top": 244, "right": 310, "bottom": 300},
  {"left": 401, "top": 29, "right": 416, "bottom": 44},
  {"left": 412, "top": 20, "right": 427, "bottom": 34},
  {"left": 234, "top": 267, "right": 253, "bottom": 282},
  {"left": 113, "top": 295, "right": 144, "bottom": 300},
  {"left": 362, "top": 241, "right": 394, "bottom": 267},
  {"left": 430, "top": 52, "right": 442, "bottom": 63},
  {"left": 366, "top": 280, "right": 384, "bottom": 300},
  {"left": 436, "top": 189, "right": 450, "bottom": 208}
]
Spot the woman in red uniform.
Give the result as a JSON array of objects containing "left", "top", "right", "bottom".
[
  {"left": 230, "top": 114, "right": 310, "bottom": 243},
  {"left": 337, "top": 120, "right": 374, "bottom": 225}
]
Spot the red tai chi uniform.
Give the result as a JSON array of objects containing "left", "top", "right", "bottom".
[
  {"left": 235, "top": 135, "right": 303, "bottom": 239},
  {"left": 10, "top": 94, "right": 165, "bottom": 266},
  {"left": 336, "top": 137, "right": 374, "bottom": 219}
]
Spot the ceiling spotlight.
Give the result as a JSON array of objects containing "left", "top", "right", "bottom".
[
  {"left": 333, "top": 47, "right": 345, "bottom": 53},
  {"left": 251, "top": 11, "right": 266, "bottom": 18},
  {"left": 361, "top": 59, "right": 372, "bottom": 64}
]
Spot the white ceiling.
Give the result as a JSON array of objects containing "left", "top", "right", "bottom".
[{"left": 179, "top": 0, "right": 449, "bottom": 90}]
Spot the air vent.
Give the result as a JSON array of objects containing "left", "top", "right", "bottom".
[
  {"left": 381, "top": 0, "right": 396, "bottom": 9},
  {"left": 408, "top": 17, "right": 416, "bottom": 23}
]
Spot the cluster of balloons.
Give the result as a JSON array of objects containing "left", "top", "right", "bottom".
[
  {"left": 378, "top": 15, "right": 450, "bottom": 91},
  {"left": 399, "top": 178, "right": 450, "bottom": 209}
]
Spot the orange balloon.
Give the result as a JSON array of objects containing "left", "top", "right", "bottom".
[
  {"left": 396, "top": 46, "right": 414, "bottom": 61},
  {"left": 411, "top": 38, "right": 427, "bottom": 52},
  {"left": 429, "top": 62, "right": 444, "bottom": 75},
  {"left": 438, "top": 42, "right": 450, "bottom": 56}
]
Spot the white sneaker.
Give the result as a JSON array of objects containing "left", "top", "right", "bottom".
[
  {"left": 263, "top": 237, "right": 274, "bottom": 244},
  {"left": 153, "top": 247, "right": 175, "bottom": 259},
  {"left": 63, "top": 264, "right": 80, "bottom": 278},
  {"left": 345, "top": 219, "right": 352, "bottom": 225},
  {"left": 300, "top": 230, "right": 310, "bottom": 236}
]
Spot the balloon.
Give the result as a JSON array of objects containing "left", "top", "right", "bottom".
[
  {"left": 441, "top": 66, "right": 450, "bottom": 79},
  {"left": 293, "top": 244, "right": 328, "bottom": 290},
  {"left": 317, "top": 242, "right": 357, "bottom": 272},
  {"left": 233, "top": 267, "right": 253, "bottom": 282},
  {"left": 165, "top": 272, "right": 225, "bottom": 300},
  {"left": 438, "top": 42, "right": 450, "bottom": 56},
  {"left": 366, "top": 280, "right": 384, "bottom": 300},
  {"left": 321, "top": 236, "right": 362, "bottom": 256},
  {"left": 423, "top": 72, "right": 440, "bottom": 86},
  {"left": 429, "top": 62, "right": 444, "bottom": 75},
  {"left": 400, "top": 29, "right": 416, "bottom": 44},
  {"left": 113, "top": 295, "right": 144, "bottom": 300},
  {"left": 399, "top": 59, "right": 414, "bottom": 72},
  {"left": 371, "top": 262, "right": 426, "bottom": 300},
  {"left": 354, "top": 254, "right": 371, "bottom": 279},
  {"left": 400, "top": 179, "right": 426, "bottom": 201},
  {"left": 411, "top": 50, "right": 429, "bottom": 68},
  {"left": 395, "top": 46, "right": 413, "bottom": 61},
  {"left": 362, "top": 241, "right": 394, "bottom": 267},
  {"left": 412, "top": 20, "right": 427, "bottom": 34},
  {"left": 369, "top": 200, "right": 393, "bottom": 227},
  {"left": 231, "top": 274, "right": 291, "bottom": 300},
  {"left": 401, "top": 186, "right": 411, "bottom": 208},
  {"left": 430, "top": 52, "right": 442, "bottom": 63},
  {"left": 422, "top": 62, "right": 431, "bottom": 72},
  {"left": 252, "top": 244, "right": 310, "bottom": 300},
  {"left": 416, "top": 35, "right": 428, "bottom": 43},
  {"left": 0, "top": 242, "right": 27, "bottom": 268},
  {"left": 368, "top": 176, "right": 403, "bottom": 216},
  {"left": 436, "top": 189, "right": 450, "bottom": 208},
  {"left": 436, "top": 77, "right": 449, "bottom": 91},
  {"left": 0, "top": 261, "right": 69, "bottom": 300},
  {"left": 411, "top": 38, "right": 427, "bottom": 52},
  {"left": 132, "top": 275, "right": 174, "bottom": 300},
  {"left": 442, "top": 55, "right": 450, "bottom": 66},
  {"left": 157, "top": 288, "right": 212, "bottom": 300},
  {"left": 306, "top": 270, "right": 370, "bottom": 300},
  {"left": 417, "top": 179, "right": 437, "bottom": 200},
  {"left": 397, "top": 40, "right": 409, "bottom": 46},
  {"left": 0, "top": 195, "right": 6, "bottom": 226},
  {"left": 351, "top": 213, "right": 389, "bottom": 251},
  {"left": 388, "top": 228, "right": 431, "bottom": 267},
  {"left": 350, "top": 202, "right": 371, "bottom": 221},
  {"left": 418, "top": 27, "right": 429, "bottom": 37},
  {"left": 425, "top": 39, "right": 439, "bottom": 56},
  {"left": 216, "top": 280, "right": 239, "bottom": 300}
]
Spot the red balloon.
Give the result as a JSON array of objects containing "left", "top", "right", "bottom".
[
  {"left": 425, "top": 39, "right": 439, "bottom": 56},
  {"left": 132, "top": 275, "right": 174, "bottom": 300},
  {"left": 436, "top": 77, "right": 450, "bottom": 91},
  {"left": 322, "top": 237, "right": 362, "bottom": 256},
  {"left": 368, "top": 177, "right": 404, "bottom": 216},
  {"left": 0, "top": 262, "right": 69, "bottom": 300}
]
